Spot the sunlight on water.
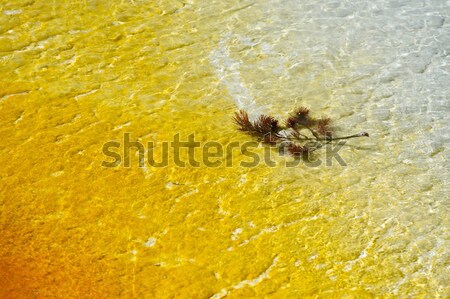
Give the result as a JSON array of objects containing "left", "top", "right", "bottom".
[{"left": 0, "top": 0, "right": 448, "bottom": 298}]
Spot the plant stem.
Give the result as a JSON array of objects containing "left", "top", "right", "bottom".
[{"left": 317, "top": 132, "right": 369, "bottom": 141}]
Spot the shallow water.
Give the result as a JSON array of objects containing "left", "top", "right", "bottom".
[{"left": 0, "top": 0, "right": 449, "bottom": 298}]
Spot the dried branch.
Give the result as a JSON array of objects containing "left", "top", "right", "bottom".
[{"left": 233, "top": 106, "right": 369, "bottom": 158}]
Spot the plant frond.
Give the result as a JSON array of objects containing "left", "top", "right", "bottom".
[
  {"left": 262, "top": 133, "right": 279, "bottom": 145},
  {"left": 286, "top": 116, "right": 299, "bottom": 129},
  {"left": 253, "top": 115, "right": 279, "bottom": 134},
  {"left": 233, "top": 110, "right": 254, "bottom": 132},
  {"left": 294, "top": 107, "right": 310, "bottom": 120},
  {"left": 287, "top": 106, "right": 316, "bottom": 128},
  {"left": 316, "top": 116, "right": 332, "bottom": 137},
  {"left": 286, "top": 143, "right": 310, "bottom": 156}
]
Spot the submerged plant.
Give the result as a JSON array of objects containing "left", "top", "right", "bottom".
[{"left": 233, "top": 107, "right": 369, "bottom": 158}]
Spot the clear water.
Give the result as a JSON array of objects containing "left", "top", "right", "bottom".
[
  {"left": 209, "top": 1, "right": 449, "bottom": 295},
  {"left": 0, "top": 0, "right": 448, "bottom": 298}
]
